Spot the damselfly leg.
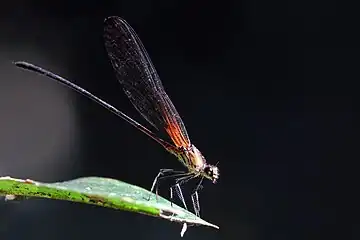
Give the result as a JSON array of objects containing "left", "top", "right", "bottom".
[
  {"left": 171, "top": 174, "right": 196, "bottom": 210},
  {"left": 150, "top": 169, "right": 187, "bottom": 195},
  {"left": 190, "top": 177, "right": 205, "bottom": 217},
  {"left": 149, "top": 169, "right": 196, "bottom": 213},
  {"left": 170, "top": 183, "right": 188, "bottom": 210}
]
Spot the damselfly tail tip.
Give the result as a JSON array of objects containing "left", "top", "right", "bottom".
[
  {"left": 104, "top": 16, "right": 116, "bottom": 23},
  {"left": 13, "top": 61, "right": 38, "bottom": 73},
  {"left": 13, "top": 61, "right": 31, "bottom": 69},
  {"left": 104, "top": 16, "right": 126, "bottom": 25},
  {"left": 13, "top": 61, "right": 23, "bottom": 66}
]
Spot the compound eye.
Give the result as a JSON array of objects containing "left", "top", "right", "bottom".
[{"left": 205, "top": 167, "right": 214, "bottom": 176}]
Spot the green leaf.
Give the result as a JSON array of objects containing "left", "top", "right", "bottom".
[{"left": 0, "top": 176, "right": 218, "bottom": 236}]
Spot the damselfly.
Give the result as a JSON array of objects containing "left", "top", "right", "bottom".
[{"left": 15, "top": 16, "right": 219, "bottom": 217}]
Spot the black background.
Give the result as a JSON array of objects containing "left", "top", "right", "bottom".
[{"left": 0, "top": 1, "right": 354, "bottom": 240}]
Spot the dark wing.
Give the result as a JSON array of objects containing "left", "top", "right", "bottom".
[{"left": 104, "top": 16, "right": 190, "bottom": 148}]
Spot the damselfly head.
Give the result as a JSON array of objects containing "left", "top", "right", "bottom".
[{"left": 203, "top": 164, "right": 219, "bottom": 184}]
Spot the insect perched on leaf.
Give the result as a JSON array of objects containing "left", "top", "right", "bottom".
[{"left": 15, "top": 16, "right": 219, "bottom": 218}]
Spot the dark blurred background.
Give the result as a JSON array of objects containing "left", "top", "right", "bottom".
[{"left": 0, "top": 1, "right": 354, "bottom": 239}]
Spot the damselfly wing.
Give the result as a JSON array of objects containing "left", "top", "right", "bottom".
[{"left": 14, "top": 16, "right": 219, "bottom": 217}]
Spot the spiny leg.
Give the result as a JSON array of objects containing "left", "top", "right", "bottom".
[
  {"left": 150, "top": 169, "right": 174, "bottom": 193},
  {"left": 168, "top": 174, "right": 196, "bottom": 210},
  {"left": 191, "top": 191, "right": 200, "bottom": 217},
  {"left": 148, "top": 169, "right": 196, "bottom": 212},
  {"left": 148, "top": 168, "right": 185, "bottom": 201},
  {"left": 170, "top": 183, "right": 188, "bottom": 210},
  {"left": 155, "top": 172, "right": 191, "bottom": 199},
  {"left": 191, "top": 177, "right": 204, "bottom": 217}
]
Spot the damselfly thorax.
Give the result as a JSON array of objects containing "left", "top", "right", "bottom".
[{"left": 166, "top": 144, "right": 219, "bottom": 183}]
